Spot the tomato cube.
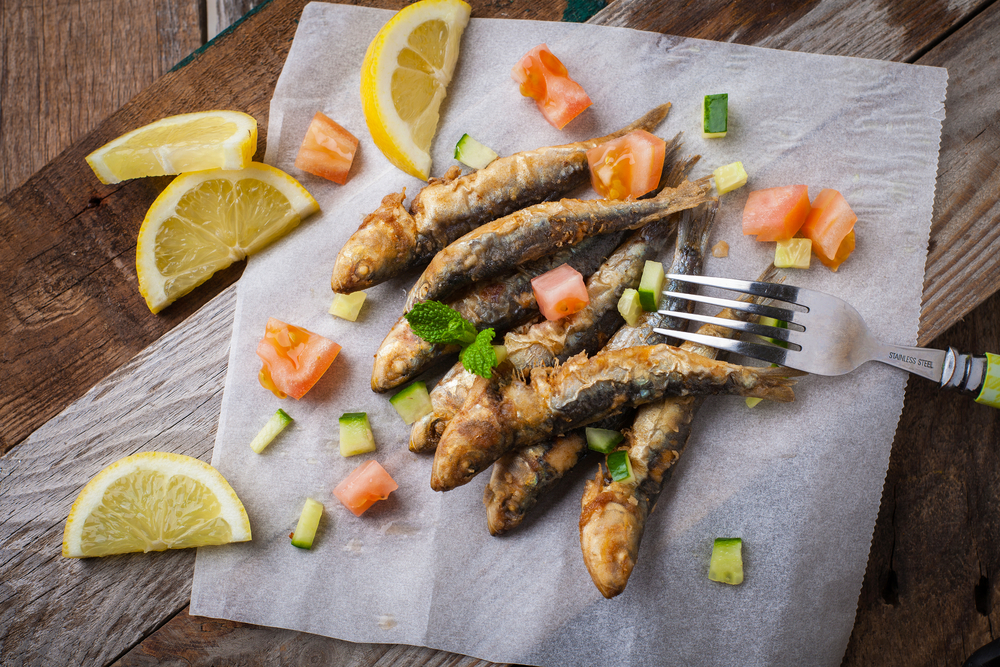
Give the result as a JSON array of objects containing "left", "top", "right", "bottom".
[
  {"left": 742, "top": 185, "right": 811, "bottom": 242},
  {"left": 531, "top": 264, "right": 590, "bottom": 321},
  {"left": 294, "top": 112, "right": 359, "bottom": 185},
  {"left": 587, "top": 130, "right": 666, "bottom": 200},
  {"left": 511, "top": 45, "right": 592, "bottom": 130}
]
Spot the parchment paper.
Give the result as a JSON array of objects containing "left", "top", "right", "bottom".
[{"left": 190, "top": 4, "right": 947, "bottom": 665}]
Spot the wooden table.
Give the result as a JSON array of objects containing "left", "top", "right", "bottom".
[{"left": 2, "top": 1, "right": 999, "bottom": 664}]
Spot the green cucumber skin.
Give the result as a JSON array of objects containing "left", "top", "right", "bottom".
[
  {"left": 637, "top": 261, "right": 665, "bottom": 312},
  {"left": 709, "top": 537, "right": 744, "bottom": 584},
  {"left": 454, "top": 134, "right": 498, "bottom": 169},
  {"left": 250, "top": 409, "right": 293, "bottom": 454},
  {"left": 586, "top": 427, "right": 624, "bottom": 454},
  {"left": 339, "top": 412, "right": 376, "bottom": 456},
  {"left": 703, "top": 94, "right": 728, "bottom": 135},
  {"left": 389, "top": 382, "right": 433, "bottom": 425},
  {"left": 291, "top": 498, "right": 324, "bottom": 549},
  {"left": 606, "top": 450, "right": 634, "bottom": 482}
]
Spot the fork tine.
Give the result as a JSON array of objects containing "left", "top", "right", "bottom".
[
  {"left": 665, "top": 274, "right": 803, "bottom": 305},
  {"left": 661, "top": 310, "right": 796, "bottom": 345},
  {"left": 659, "top": 291, "right": 801, "bottom": 324},
  {"left": 652, "top": 327, "right": 792, "bottom": 367}
]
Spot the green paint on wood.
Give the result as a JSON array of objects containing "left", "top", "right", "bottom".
[{"left": 562, "top": 0, "right": 605, "bottom": 22}]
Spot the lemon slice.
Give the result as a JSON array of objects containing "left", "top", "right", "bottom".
[
  {"left": 85, "top": 110, "right": 258, "bottom": 184},
  {"left": 136, "top": 162, "right": 319, "bottom": 314},
  {"left": 361, "top": 0, "right": 471, "bottom": 180},
  {"left": 63, "top": 452, "right": 251, "bottom": 558}
]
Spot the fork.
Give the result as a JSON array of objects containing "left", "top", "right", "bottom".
[{"left": 652, "top": 274, "right": 1000, "bottom": 408}]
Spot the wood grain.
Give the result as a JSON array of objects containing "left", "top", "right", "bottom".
[
  {"left": 844, "top": 285, "right": 1000, "bottom": 665},
  {"left": 0, "top": 0, "right": 202, "bottom": 197}
]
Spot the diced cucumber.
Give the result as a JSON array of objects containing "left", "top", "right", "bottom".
[
  {"left": 774, "top": 238, "right": 812, "bottom": 269},
  {"left": 713, "top": 161, "right": 747, "bottom": 194},
  {"left": 249, "top": 408, "right": 292, "bottom": 453},
  {"left": 586, "top": 427, "right": 624, "bottom": 454},
  {"left": 617, "top": 288, "right": 643, "bottom": 326},
  {"left": 606, "top": 450, "right": 634, "bottom": 483},
  {"left": 708, "top": 537, "right": 744, "bottom": 584},
  {"left": 493, "top": 344, "right": 508, "bottom": 365},
  {"left": 702, "top": 94, "right": 728, "bottom": 138},
  {"left": 454, "top": 134, "right": 499, "bottom": 170},
  {"left": 291, "top": 498, "right": 324, "bottom": 549},
  {"left": 339, "top": 412, "right": 376, "bottom": 457},
  {"left": 389, "top": 382, "right": 433, "bottom": 425},
  {"left": 637, "top": 261, "right": 665, "bottom": 312},
  {"left": 758, "top": 316, "right": 789, "bottom": 348},
  {"left": 745, "top": 397, "right": 764, "bottom": 408},
  {"left": 329, "top": 291, "right": 366, "bottom": 321}
]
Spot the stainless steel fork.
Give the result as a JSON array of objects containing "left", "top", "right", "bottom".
[{"left": 653, "top": 274, "right": 1000, "bottom": 408}]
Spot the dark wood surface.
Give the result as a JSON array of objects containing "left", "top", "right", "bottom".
[{"left": 2, "top": 0, "right": 999, "bottom": 665}]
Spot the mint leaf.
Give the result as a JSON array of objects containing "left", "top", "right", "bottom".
[
  {"left": 405, "top": 301, "right": 477, "bottom": 345},
  {"left": 460, "top": 328, "right": 497, "bottom": 378}
]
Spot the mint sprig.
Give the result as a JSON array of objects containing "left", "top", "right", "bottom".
[
  {"left": 405, "top": 302, "right": 498, "bottom": 378},
  {"left": 460, "top": 328, "right": 498, "bottom": 379}
]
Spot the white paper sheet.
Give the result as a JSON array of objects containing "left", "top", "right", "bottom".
[{"left": 190, "top": 4, "right": 947, "bottom": 665}]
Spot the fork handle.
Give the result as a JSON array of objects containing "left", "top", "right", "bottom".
[{"left": 941, "top": 349, "right": 1000, "bottom": 408}]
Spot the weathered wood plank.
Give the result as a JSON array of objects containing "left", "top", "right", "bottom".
[
  {"left": 112, "top": 606, "right": 505, "bottom": 667},
  {"left": 844, "top": 281, "right": 1000, "bottom": 665},
  {"left": 589, "top": 0, "right": 981, "bottom": 61},
  {"left": 0, "top": 0, "right": 202, "bottom": 197},
  {"left": 0, "top": 285, "right": 236, "bottom": 666},
  {"left": 915, "top": 2, "right": 1000, "bottom": 343}
]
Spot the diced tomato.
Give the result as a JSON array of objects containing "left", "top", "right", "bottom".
[
  {"left": 742, "top": 185, "right": 811, "bottom": 242},
  {"left": 799, "top": 189, "right": 857, "bottom": 269},
  {"left": 816, "top": 229, "right": 856, "bottom": 271},
  {"left": 586, "top": 130, "right": 666, "bottom": 200},
  {"left": 511, "top": 45, "right": 592, "bottom": 130},
  {"left": 333, "top": 460, "right": 398, "bottom": 517},
  {"left": 256, "top": 318, "right": 341, "bottom": 399},
  {"left": 531, "top": 264, "right": 589, "bottom": 321},
  {"left": 294, "top": 112, "right": 359, "bottom": 185}
]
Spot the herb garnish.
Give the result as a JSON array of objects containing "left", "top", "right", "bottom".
[{"left": 405, "top": 301, "right": 498, "bottom": 378}]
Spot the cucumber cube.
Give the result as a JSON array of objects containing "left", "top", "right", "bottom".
[
  {"left": 713, "top": 161, "right": 747, "bottom": 194},
  {"left": 329, "top": 291, "right": 366, "bottom": 322},
  {"left": 291, "top": 498, "right": 324, "bottom": 549},
  {"left": 774, "top": 238, "right": 812, "bottom": 269},
  {"left": 606, "top": 450, "right": 634, "bottom": 483},
  {"left": 586, "top": 427, "right": 624, "bottom": 454},
  {"left": 708, "top": 537, "right": 744, "bottom": 584},
  {"left": 339, "top": 412, "right": 376, "bottom": 457},
  {"left": 249, "top": 408, "right": 292, "bottom": 453},
  {"left": 637, "top": 261, "right": 665, "bottom": 312},
  {"left": 617, "top": 288, "right": 643, "bottom": 326},
  {"left": 454, "top": 134, "right": 499, "bottom": 170},
  {"left": 389, "top": 382, "right": 433, "bottom": 425},
  {"left": 702, "top": 94, "right": 728, "bottom": 138}
]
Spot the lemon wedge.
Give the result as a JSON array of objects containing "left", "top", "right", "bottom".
[
  {"left": 136, "top": 162, "right": 319, "bottom": 313},
  {"left": 360, "top": 0, "right": 471, "bottom": 180},
  {"left": 63, "top": 452, "right": 251, "bottom": 558},
  {"left": 85, "top": 110, "right": 258, "bottom": 184}
]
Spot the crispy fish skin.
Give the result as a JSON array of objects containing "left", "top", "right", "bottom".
[
  {"left": 485, "top": 432, "right": 588, "bottom": 536},
  {"left": 409, "top": 361, "right": 479, "bottom": 454},
  {"left": 431, "top": 344, "right": 801, "bottom": 491},
  {"left": 484, "top": 191, "right": 715, "bottom": 535},
  {"left": 331, "top": 104, "right": 672, "bottom": 293},
  {"left": 580, "top": 267, "right": 781, "bottom": 598},
  {"left": 405, "top": 178, "right": 714, "bottom": 309},
  {"left": 372, "top": 232, "right": 625, "bottom": 393}
]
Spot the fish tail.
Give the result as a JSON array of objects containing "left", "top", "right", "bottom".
[{"left": 740, "top": 365, "right": 806, "bottom": 403}]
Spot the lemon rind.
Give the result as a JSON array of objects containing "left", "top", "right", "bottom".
[
  {"left": 85, "top": 110, "right": 258, "bottom": 184},
  {"left": 361, "top": 0, "right": 471, "bottom": 180},
  {"left": 135, "top": 162, "right": 319, "bottom": 313},
  {"left": 63, "top": 451, "right": 252, "bottom": 558}
]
